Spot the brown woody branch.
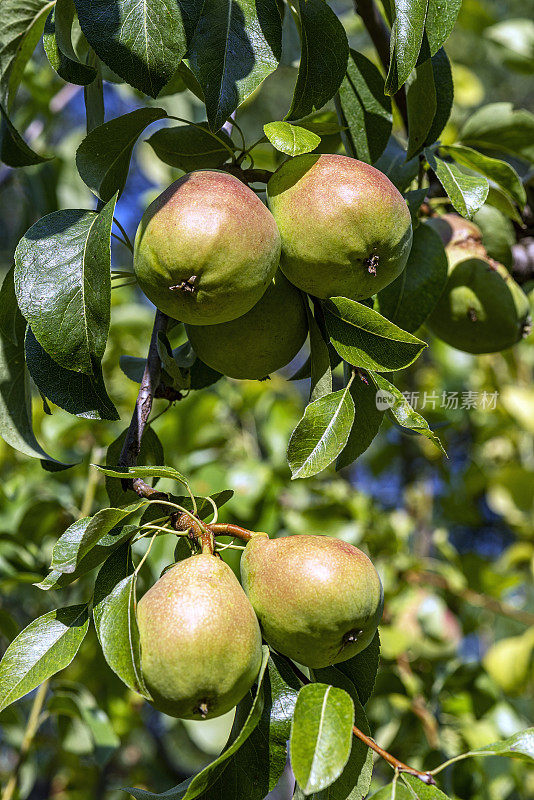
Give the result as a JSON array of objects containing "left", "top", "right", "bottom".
[{"left": 353, "top": 0, "right": 409, "bottom": 131}]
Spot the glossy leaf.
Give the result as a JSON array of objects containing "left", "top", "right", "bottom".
[
  {"left": 93, "top": 545, "right": 149, "bottom": 697},
  {"left": 43, "top": 1, "right": 96, "bottom": 86},
  {"left": 335, "top": 49, "right": 392, "bottom": 165},
  {"left": 425, "top": 149, "right": 489, "bottom": 219},
  {"left": 385, "top": 0, "right": 427, "bottom": 95},
  {"left": 264, "top": 121, "right": 320, "bottom": 156},
  {"left": 460, "top": 728, "right": 534, "bottom": 762},
  {"left": 14, "top": 197, "right": 116, "bottom": 375},
  {"left": 290, "top": 683, "right": 355, "bottom": 795},
  {"left": 188, "top": 0, "right": 282, "bottom": 132},
  {"left": 441, "top": 144, "right": 526, "bottom": 208},
  {"left": 74, "top": 0, "right": 188, "bottom": 97},
  {"left": 401, "top": 775, "right": 450, "bottom": 799},
  {"left": 369, "top": 373, "right": 446, "bottom": 454},
  {"left": 0, "top": 102, "right": 50, "bottom": 166},
  {"left": 0, "top": 604, "right": 89, "bottom": 712},
  {"left": 424, "top": 49, "right": 453, "bottom": 146},
  {"left": 77, "top": 108, "right": 167, "bottom": 200},
  {"left": 49, "top": 502, "right": 146, "bottom": 574},
  {"left": 425, "top": 0, "right": 462, "bottom": 56},
  {"left": 324, "top": 297, "right": 427, "bottom": 373},
  {"left": 25, "top": 327, "right": 119, "bottom": 421},
  {"left": 286, "top": 0, "right": 348, "bottom": 121},
  {"left": 459, "top": 102, "right": 534, "bottom": 162},
  {"left": 336, "top": 631, "right": 381, "bottom": 707},
  {"left": 406, "top": 58, "right": 436, "bottom": 159},
  {"left": 336, "top": 371, "right": 384, "bottom": 470},
  {"left": 377, "top": 223, "right": 448, "bottom": 332},
  {"left": 0, "top": 0, "right": 54, "bottom": 104},
  {"left": 126, "top": 648, "right": 270, "bottom": 799},
  {"left": 287, "top": 387, "right": 355, "bottom": 479},
  {"left": 147, "top": 122, "right": 234, "bottom": 171}
]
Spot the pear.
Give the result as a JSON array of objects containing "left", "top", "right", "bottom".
[
  {"left": 185, "top": 271, "right": 308, "bottom": 379},
  {"left": 426, "top": 213, "right": 482, "bottom": 249},
  {"left": 241, "top": 535, "right": 383, "bottom": 668},
  {"left": 134, "top": 171, "right": 281, "bottom": 325},
  {"left": 137, "top": 554, "right": 262, "bottom": 719},
  {"left": 266, "top": 153, "right": 412, "bottom": 301}
]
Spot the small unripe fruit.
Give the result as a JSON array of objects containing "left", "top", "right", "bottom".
[
  {"left": 137, "top": 554, "right": 262, "bottom": 719},
  {"left": 134, "top": 171, "right": 281, "bottom": 325},
  {"left": 185, "top": 271, "right": 308, "bottom": 379},
  {"left": 266, "top": 154, "right": 412, "bottom": 301},
  {"left": 241, "top": 535, "right": 383, "bottom": 668}
]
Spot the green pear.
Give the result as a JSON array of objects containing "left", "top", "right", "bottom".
[
  {"left": 483, "top": 628, "right": 534, "bottom": 695},
  {"left": 240, "top": 535, "right": 383, "bottom": 668},
  {"left": 426, "top": 222, "right": 531, "bottom": 353},
  {"left": 266, "top": 153, "right": 412, "bottom": 301},
  {"left": 185, "top": 271, "right": 308, "bottom": 379},
  {"left": 137, "top": 554, "right": 262, "bottom": 719},
  {"left": 134, "top": 171, "right": 281, "bottom": 325}
]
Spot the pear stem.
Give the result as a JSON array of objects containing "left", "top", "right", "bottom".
[
  {"left": 206, "top": 523, "right": 268, "bottom": 542},
  {"left": 286, "top": 660, "right": 436, "bottom": 785}
]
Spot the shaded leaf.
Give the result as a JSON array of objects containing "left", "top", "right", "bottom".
[
  {"left": 336, "top": 371, "right": 384, "bottom": 470},
  {"left": 336, "top": 631, "right": 381, "bottom": 707},
  {"left": 307, "top": 302, "right": 332, "bottom": 402},
  {"left": 377, "top": 223, "right": 448, "bottom": 332},
  {"left": 0, "top": 605, "right": 89, "bottom": 712},
  {"left": 459, "top": 102, "right": 534, "bottom": 162},
  {"left": 287, "top": 387, "right": 355, "bottom": 479},
  {"left": 188, "top": 0, "right": 282, "bottom": 131},
  {"left": 14, "top": 196, "right": 117, "bottom": 374},
  {"left": 286, "top": 0, "right": 348, "bottom": 121},
  {"left": 425, "top": 0, "right": 462, "bottom": 56},
  {"left": 290, "top": 683, "right": 354, "bottom": 795},
  {"left": 424, "top": 49, "right": 453, "bottom": 146},
  {"left": 425, "top": 149, "right": 489, "bottom": 219},
  {"left": 264, "top": 121, "right": 320, "bottom": 156},
  {"left": 406, "top": 58, "right": 436, "bottom": 159},
  {"left": 374, "top": 137, "right": 419, "bottom": 193},
  {"left": 0, "top": 0, "right": 54, "bottom": 104},
  {"left": 74, "top": 0, "right": 188, "bottom": 97},
  {"left": 385, "top": 0, "right": 427, "bottom": 95},
  {"left": 25, "top": 326, "right": 119, "bottom": 420},
  {"left": 441, "top": 144, "right": 526, "bottom": 208},
  {"left": 77, "top": 108, "right": 167, "bottom": 201},
  {"left": 324, "top": 297, "right": 427, "bottom": 373},
  {"left": 335, "top": 49, "right": 392, "bottom": 165},
  {"left": 0, "top": 102, "right": 50, "bottom": 166},
  {"left": 105, "top": 428, "right": 164, "bottom": 507},
  {"left": 147, "top": 122, "right": 234, "bottom": 171},
  {"left": 43, "top": 1, "right": 97, "bottom": 86}
]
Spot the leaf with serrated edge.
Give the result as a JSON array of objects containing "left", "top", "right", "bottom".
[
  {"left": 441, "top": 144, "right": 526, "bottom": 208},
  {"left": 288, "top": 387, "right": 355, "bottom": 479},
  {"left": 0, "top": 604, "right": 89, "bottom": 712}
]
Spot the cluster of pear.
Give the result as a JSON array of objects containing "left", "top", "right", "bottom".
[
  {"left": 136, "top": 533, "right": 383, "bottom": 720},
  {"left": 134, "top": 154, "right": 413, "bottom": 379},
  {"left": 426, "top": 213, "right": 531, "bottom": 353}
]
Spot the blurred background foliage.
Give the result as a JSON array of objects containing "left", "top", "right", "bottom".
[{"left": 0, "top": 0, "right": 533, "bottom": 798}]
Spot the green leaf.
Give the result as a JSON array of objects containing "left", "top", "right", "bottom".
[
  {"left": 385, "top": 0, "right": 427, "bottom": 95},
  {"left": 0, "top": 277, "right": 67, "bottom": 467},
  {"left": 290, "top": 683, "right": 355, "bottom": 795},
  {"left": 286, "top": 0, "right": 348, "bottom": 121},
  {"left": 49, "top": 502, "right": 146, "bottom": 574},
  {"left": 14, "top": 196, "right": 116, "bottom": 375},
  {"left": 0, "top": 0, "right": 54, "bottom": 104},
  {"left": 370, "top": 785, "right": 411, "bottom": 800},
  {"left": 425, "top": 0, "right": 462, "bottom": 56},
  {"left": 401, "top": 775, "right": 450, "bottom": 799},
  {"left": 264, "top": 121, "right": 320, "bottom": 156},
  {"left": 324, "top": 297, "right": 427, "bottom": 373},
  {"left": 188, "top": 0, "right": 282, "bottom": 132},
  {"left": 93, "top": 545, "right": 149, "bottom": 697},
  {"left": 459, "top": 102, "right": 534, "bottom": 162},
  {"left": 43, "top": 1, "right": 97, "bottom": 86},
  {"left": 309, "top": 667, "right": 373, "bottom": 800},
  {"left": 377, "top": 223, "right": 448, "bottom": 332},
  {"left": 287, "top": 387, "right": 355, "bottom": 479},
  {"left": 425, "top": 149, "right": 489, "bottom": 219},
  {"left": 404, "top": 188, "right": 428, "bottom": 226},
  {"left": 126, "top": 647, "right": 270, "bottom": 799},
  {"left": 424, "top": 49, "right": 453, "bottom": 146},
  {"left": 336, "top": 631, "right": 381, "bottom": 707},
  {"left": 0, "top": 102, "right": 50, "bottom": 166},
  {"left": 369, "top": 373, "right": 446, "bottom": 454},
  {"left": 406, "top": 58, "right": 436, "bottom": 159},
  {"left": 77, "top": 108, "right": 167, "bottom": 201},
  {"left": 94, "top": 464, "right": 188, "bottom": 489},
  {"left": 335, "top": 49, "right": 392, "bottom": 165},
  {"left": 441, "top": 144, "right": 526, "bottom": 208},
  {"left": 147, "top": 122, "right": 234, "bottom": 171},
  {"left": 104, "top": 428, "right": 164, "bottom": 507},
  {"left": 307, "top": 302, "right": 332, "bottom": 402},
  {"left": 485, "top": 185, "right": 523, "bottom": 224},
  {"left": 25, "top": 326, "right": 119, "bottom": 420},
  {"left": 472, "top": 728, "right": 534, "bottom": 761},
  {"left": 74, "top": 0, "right": 188, "bottom": 97},
  {"left": 49, "top": 685, "right": 120, "bottom": 766},
  {"left": 0, "top": 604, "right": 89, "bottom": 712},
  {"left": 36, "top": 524, "right": 138, "bottom": 591},
  {"left": 374, "top": 137, "right": 419, "bottom": 193},
  {"left": 336, "top": 371, "right": 384, "bottom": 470}
]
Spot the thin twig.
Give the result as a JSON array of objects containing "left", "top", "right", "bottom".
[{"left": 113, "top": 217, "right": 134, "bottom": 252}]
